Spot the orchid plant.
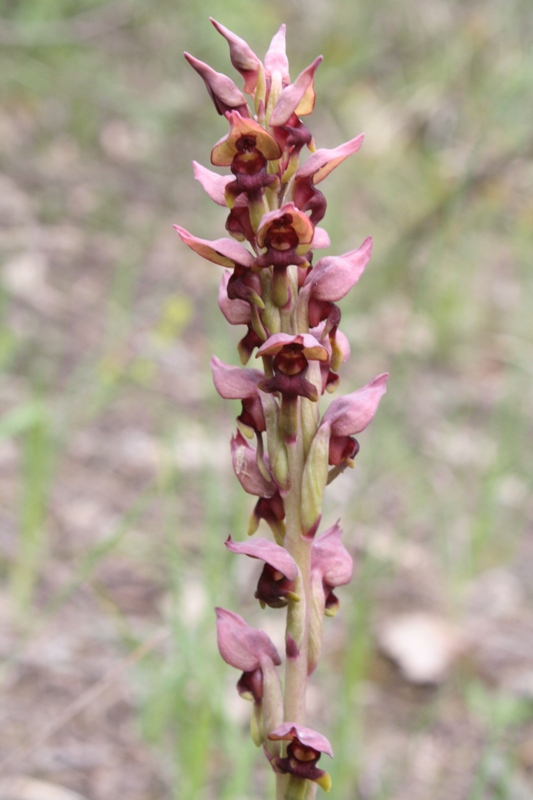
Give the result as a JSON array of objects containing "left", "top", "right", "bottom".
[{"left": 176, "top": 19, "right": 388, "bottom": 800}]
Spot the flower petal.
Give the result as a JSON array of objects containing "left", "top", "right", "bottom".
[
  {"left": 270, "top": 56, "right": 322, "bottom": 126},
  {"left": 231, "top": 431, "right": 276, "bottom": 497},
  {"left": 268, "top": 723, "right": 333, "bottom": 757},
  {"left": 295, "top": 134, "right": 365, "bottom": 184},
  {"left": 211, "top": 356, "right": 263, "bottom": 399},
  {"left": 218, "top": 271, "right": 251, "bottom": 324},
  {"left": 215, "top": 607, "right": 281, "bottom": 671},
  {"left": 321, "top": 373, "right": 389, "bottom": 436},
  {"left": 256, "top": 203, "right": 314, "bottom": 249},
  {"left": 193, "top": 161, "right": 233, "bottom": 206},
  {"left": 256, "top": 332, "right": 329, "bottom": 362},
  {"left": 305, "top": 237, "right": 372, "bottom": 301},
  {"left": 174, "top": 226, "right": 254, "bottom": 268},
  {"left": 211, "top": 111, "right": 282, "bottom": 166},
  {"left": 310, "top": 226, "right": 330, "bottom": 250},
  {"left": 311, "top": 521, "right": 353, "bottom": 588},
  {"left": 264, "top": 24, "right": 289, "bottom": 85},
  {"left": 225, "top": 536, "right": 298, "bottom": 580}
]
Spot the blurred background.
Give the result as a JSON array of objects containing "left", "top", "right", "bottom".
[{"left": 0, "top": 0, "right": 532, "bottom": 798}]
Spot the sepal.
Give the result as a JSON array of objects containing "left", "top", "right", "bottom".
[
  {"left": 225, "top": 536, "right": 299, "bottom": 608},
  {"left": 215, "top": 607, "right": 281, "bottom": 672},
  {"left": 305, "top": 237, "right": 372, "bottom": 303},
  {"left": 321, "top": 373, "right": 388, "bottom": 435},
  {"left": 193, "top": 161, "right": 233, "bottom": 206},
  {"left": 231, "top": 431, "right": 275, "bottom": 496},
  {"left": 174, "top": 226, "right": 254, "bottom": 268},
  {"left": 264, "top": 24, "right": 290, "bottom": 87},
  {"left": 270, "top": 56, "right": 322, "bottom": 126}
]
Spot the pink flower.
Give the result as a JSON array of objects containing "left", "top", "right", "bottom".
[
  {"left": 217, "top": 270, "right": 251, "bottom": 325},
  {"left": 311, "top": 522, "right": 353, "bottom": 616},
  {"left": 174, "top": 226, "right": 263, "bottom": 307},
  {"left": 310, "top": 321, "right": 351, "bottom": 394},
  {"left": 255, "top": 203, "right": 314, "bottom": 269},
  {"left": 211, "top": 112, "right": 282, "bottom": 204},
  {"left": 272, "top": 115, "right": 315, "bottom": 166},
  {"left": 212, "top": 112, "right": 282, "bottom": 168},
  {"left": 231, "top": 431, "right": 275, "bottom": 497},
  {"left": 211, "top": 356, "right": 266, "bottom": 434},
  {"left": 257, "top": 333, "right": 328, "bottom": 402},
  {"left": 225, "top": 536, "right": 299, "bottom": 608},
  {"left": 218, "top": 271, "right": 263, "bottom": 363},
  {"left": 320, "top": 373, "right": 389, "bottom": 465},
  {"left": 230, "top": 432, "right": 287, "bottom": 539},
  {"left": 268, "top": 723, "right": 333, "bottom": 791},
  {"left": 215, "top": 607, "right": 281, "bottom": 704},
  {"left": 304, "top": 236, "right": 373, "bottom": 326},
  {"left": 291, "top": 134, "right": 364, "bottom": 224}
]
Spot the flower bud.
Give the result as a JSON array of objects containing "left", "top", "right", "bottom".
[
  {"left": 184, "top": 52, "right": 249, "bottom": 116},
  {"left": 264, "top": 24, "right": 290, "bottom": 88},
  {"left": 210, "top": 18, "right": 261, "bottom": 94}
]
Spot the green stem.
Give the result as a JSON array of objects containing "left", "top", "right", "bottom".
[{"left": 282, "top": 405, "right": 312, "bottom": 725}]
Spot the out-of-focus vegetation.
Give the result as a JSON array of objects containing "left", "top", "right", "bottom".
[{"left": 0, "top": 0, "right": 532, "bottom": 798}]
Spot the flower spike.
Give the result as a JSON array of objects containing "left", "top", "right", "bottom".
[{"left": 176, "top": 20, "right": 389, "bottom": 795}]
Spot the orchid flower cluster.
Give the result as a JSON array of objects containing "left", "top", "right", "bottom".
[{"left": 176, "top": 19, "right": 388, "bottom": 800}]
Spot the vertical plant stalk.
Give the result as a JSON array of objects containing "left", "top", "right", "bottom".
[
  {"left": 283, "top": 421, "right": 309, "bottom": 725},
  {"left": 177, "top": 19, "right": 388, "bottom": 799}
]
